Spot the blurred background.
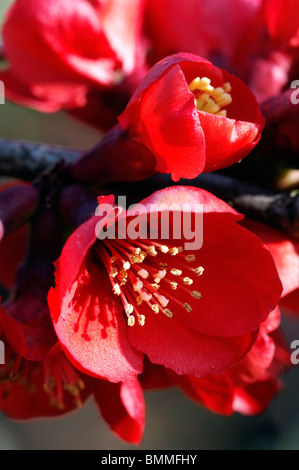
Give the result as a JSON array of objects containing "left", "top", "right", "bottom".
[{"left": 1, "top": 0, "right": 299, "bottom": 450}]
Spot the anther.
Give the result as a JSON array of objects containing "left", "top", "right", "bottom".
[
  {"left": 152, "top": 304, "right": 160, "bottom": 314},
  {"left": 138, "top": 315, "right": 145, "bottom": 326},
  {"left": 195, "top": 266, "right": 204, "bottom": 276},
  {"left": 127, "top": 315, "right": 135, "bottom": 327},
  {"left": 113, "top": 284, "right": 121, "bottom": 295},
  {"left": 183, "top": 277, "right": 193, "bottom": 286},
  {"left": 185, "top": 255, "right": 196, "bottom": 262},
  {"left": 163, "top": 309, "right": 173, "bottom": 318},
  {"left": 125, "top": 304, "right": 134, "bottom": 315},
  {"left": 147, "top": 246, "right": 158, "bottom": 256},
  {"left": 189, "top": 76, "right": 232, "bottom": 116},
  {"left": 170, "top": 269, "right": 182, "bottom": 276},
  {"left": 183, "top": 303, "right": 192, "bottom": 312},
  {"left": 191, "top": 290, "right": 202, "bottom": 299}
]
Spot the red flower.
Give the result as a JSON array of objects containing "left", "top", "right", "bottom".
[
  {"left": 117, "top": 53, "right": 265, "bottom": 181},
  {"left": 1, "top": 0, "right": 146, "bottom": 115},
  {"left": 0, "top": 338, "right": 145, "bottom": 444},
  {"left": 48, "top": 186, "right": 282, "bottom": 384},
  {"left": 144, "top": 0, "right": 262, "bottom": 68},
  {"left": 143, "top": 0, "right": 299, "bottom": 103},
  {"left": 264, "top": 0, "right": 299, "bottom": 48},
  {"left": 141, "top": 306, "right": 290, "bottom": 416}
]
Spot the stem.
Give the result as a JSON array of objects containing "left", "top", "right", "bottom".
[
  {"left": 0, "top": 137, "right": 81, "bottom": 180},
  {"left": 195, "top": 172, "right": 299, "bottom": 238},
  {"left": 0, "top": 137, "right": 298, "bottom": 238}
]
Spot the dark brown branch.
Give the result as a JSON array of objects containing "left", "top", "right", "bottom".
[
  {"left": 195, "top": 172, "right": 299, "bottom": 238},
  {"left": 0, "top": 137, "right": 81, "bottom": 180},
  {"left": 0, "top": 137, "right": 298, "bottom": 238}
]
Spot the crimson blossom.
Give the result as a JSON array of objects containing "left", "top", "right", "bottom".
[
  {"left": 72, "top": 53, "right": 265, "bottom": 184},
  {"left": 47, "top": 186, "right": 282, "bottom": 386},
  {"left": 0, "top": 335, "right": 145, "bottom": 444},
  {"left": 141, "top": 306, "right": 290, "bottom": 417},
  {"left": 144, "top": 0, "right": 299, "bottom": 103},
  {"left": 0, "top": 0, "right": 146, "bottom": 129}
]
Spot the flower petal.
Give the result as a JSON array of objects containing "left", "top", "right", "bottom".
[
  {"left": 94, "top": 378, "right": 145, "bottom": 444},
  {"left": 49, "top": 260, "right": 143, "bottom": 383}
]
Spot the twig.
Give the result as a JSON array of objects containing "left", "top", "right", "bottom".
[
  {"left": 0, "top": 137, "right": 298, "bottom": 238},
  {"left": 0, "top": 137, "right": 81, "bottom": 180}
]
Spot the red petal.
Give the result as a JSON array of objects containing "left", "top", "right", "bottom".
[
  {"left": 232, "top": 379, "right": 282, "bottom": 415},
  {"left": 138, "top": 187, "right": 282, "bottom": 338},
  {"left": 241, "top": 219, "right": 299, "bottom": 297},
  {"left": 280, "top": 288, "right": 299, "bottom": 315},
  {"left": 94, "top": 378, "right": 145, "bottom": 444},
  {"left": 126, "top": 64, "right": 206, "bottom": 181},
  {"left": 49, "top": 255, "right": 143, "bottom": 383},
  {"left": 128, "top": 311, "right": 257, "bottom": 377}
]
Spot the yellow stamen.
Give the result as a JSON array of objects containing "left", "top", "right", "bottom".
[
  {"left": 195, "top": 266, "right": 204, "bottom": 276},
  {"left": 163, "top": 309, "right": 173, "bottom": 318},
  {"left": 189, "top": 76, "right": 232, "bottom": 116},
  {"left": 185, "top": 254, "right": 196, "bottom": 262},
  {"left": 183, "top": 303, "right": 192, "bottom": 312},
  {"left": 170, "top": 268, "right": 182, "bottom": 276},
  {"left": 152, "top": 304, "right": 160, "bottom": 314},
  {"left": 127, "top": 315, "right": 135, "bottom": 327},
  {"left": 191, "top": 290, "right": 202, "bottom": 299}
]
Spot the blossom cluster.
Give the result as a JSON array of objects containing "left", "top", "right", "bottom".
[{"left": 0, "top": 0, "right": 298, "bottom": 445}]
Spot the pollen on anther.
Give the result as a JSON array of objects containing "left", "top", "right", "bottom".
[
  {"left": 125, "top": 304, "right": 134, "bottom": 315},
  {"left": 183, "top": 303, "right": 192, "bottom": 312},
  {"left": 152, "top": 304, "right": 160, "bottom": 314},
  {"left": 160, "top": 245, "right": 169, "bottom": 253},
  {"left": 195, "top": 266, "right": 204, "bottom": 276},
  {"left": 151, "top": 283, "right": 160, "bottom": 290},
  {"left": 183, "top": 277, "right": 193, "bottom": 286},
  {"left": 159, "top": 263, "right": 168, "bottom": 269},
  {"left": 138, "top": 315, "right": 146, "bottom": 326},
  {"left": 113, "top": 284, "right": 121, "bottom": 295},
  {"left": 147, "top": 246, "right": 158, "bottom": 256},
  {"left": 185, "top": 254, "right": 196, "bottom": 262},
  {"left": 123, "top": 261, "right": 131, "bottom": 271},
  {"left": 163, "top": 309, "right": 173, "bottom": 318},
  {"left": 127, "top": 315, "right": 135, "bottom": 327},
  {"left": 110, "top": 268, "right": 118, "bottom": 278},
  {"left": 191, "top": 290, "right": 202, "bottom": 299},
  {"left": 189, "top": 76, "right": 232, "bottom": 116},
  {"left": 170, "top": 268, "right": 182, "bottom": 276}
]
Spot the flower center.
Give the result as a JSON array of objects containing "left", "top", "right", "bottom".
[
  {"left": 95, "top": 237, "right": 204, "bottom": 327},
  {"left": 0, "top": 349, "right": 85, "bottom": 410},
  {"left": 189, "top": 77, "right": 232, "bottom": 117}
]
